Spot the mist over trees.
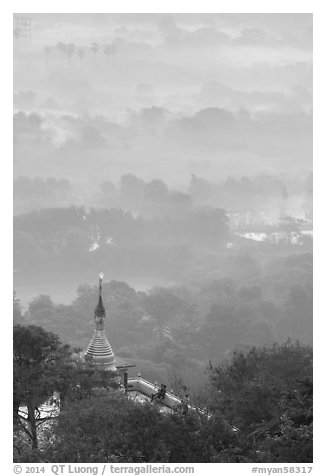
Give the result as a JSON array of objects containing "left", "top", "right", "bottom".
[
  {"left": 14, "top": 176, "right": 73, "bottom": 214},
  {"left": 14, "top": 172, "right": 313, "bottom": 391},
  {"left": 13, "top": 13, "right": 313, "bottom": 464},
  {"left": 14, "top": 172, "right": 312, "bottom": 221},
  {"left": 16, "top": 249, "right": 312, "bottom": 391},
  {"left": 14, "top": 329, "right": 312, "bottom": 463}
]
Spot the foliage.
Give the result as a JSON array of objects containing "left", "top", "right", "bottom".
[
  {"left": 207, "top": 341, "right": 313, "bottom": 462},
  {"left": 13, "top": 291, "right": 24, "bottom": 325},
  {"left": 19, "top": 259, "right": 313, "bottom": 391},
  {"left": 36, "top": 392, "right": 233, "bottom": 463},
  {"left": 13, "top": 324, "right": 119, "bottom": 454},
  {"left": 13, "top": 323, "right": 312, "bottom": 463}
]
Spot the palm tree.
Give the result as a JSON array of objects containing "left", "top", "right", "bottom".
[
  {"left": 66, "top": 43, "right": 75, "bottom": 65},
  {"left": 13, "top": 27, "right": 20, "bottom": 39},
  {"left": 56, "top": 42, "right": 67, "bottom": 67},
  {"left": 56, "top": 42, "right": 67, "bottom": 56},
  {"left": 103, "top": 43, "right": 117, "bottom": 59},
  {"left": 77, "top": 47, "right": 85, "bottom": 65},
  {"left": 90, "top": 42, "right": 99, "bottom": 58},
  {"left": 44, "top": 45, "right": 51, "bottom": 69}
]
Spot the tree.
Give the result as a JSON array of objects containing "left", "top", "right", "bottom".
[
  {"left": 143, "top": 179, "right": 169, "bottom": 203},
  {"left": 143, "top": 287, "right": 187, "bottom": 325},
  {"left": 207, "top": 341, "right": 313, "bottom": 462},
  {"left": 54, "top": 360, "right": 119, "bottom": 405},
  {"left": 77, "top": 47, "right": 85, "bottom": 65},
  {"left": 174, "top": 207, "right": 229, "bottom": 247},
  {"left": 13, "top": 291, "right": 23, "bottom": 325},
  {"left": 44, "top": 46, "right": 51, "bottom": 69},
  {"left": 255, "top": 377, "right": 313, "bottom": 462},
  {"left": 41, "top": 394, "right": 168, "bottom": 462},
  {"left": 119, "top": 174, "right": 144, "bottom": 208},
  {"left": 13, "top": 325, "right": 118, "bottom": 461},
  {"left": 56, "top": 42, "right": 67, "bottom": 64},
  {"left": 13, "top": 325, "right": 71, "bottom": 450},
  {"left": 66, "top": 43, "right": 75, "bottom": 63},
  {"left": 26, "top": 295, "right": 55, "bottom": 327},
  {"left": 40, "top": 392, "right": 223, "bottom": 463},
  {"left": 90, "top": 42, "right": 99, "bottom": 57},
  {"left": 103, "top": 43, "right": 117, "bottom": 58}
]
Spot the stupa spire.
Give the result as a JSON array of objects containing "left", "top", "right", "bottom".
[
  {"left": 95, "top": 272, "right": 106, "bottom": 327},
  {"left": 84, "top": 273, "right": 116, "bottom": 371}
]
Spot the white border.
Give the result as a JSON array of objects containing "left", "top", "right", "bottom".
[{"left": 3, "top": 3, "right": 324, "bottom": 474}]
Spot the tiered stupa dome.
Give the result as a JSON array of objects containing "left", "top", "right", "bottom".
[{"left": 84, "top": 273, "right": 116, "bottom": 372}]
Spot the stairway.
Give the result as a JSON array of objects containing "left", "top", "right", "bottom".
[{"left": 126, "top": 376, "right": 211, "bottom": 417}]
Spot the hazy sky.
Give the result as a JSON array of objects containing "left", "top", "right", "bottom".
[{"left": 13, "top": 13, "right": 312, "bottom": 188}]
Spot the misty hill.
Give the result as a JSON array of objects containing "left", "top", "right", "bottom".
[
  {"left": 14, "top": 172, "right": 312, "bottom": 224},
  {"left": 14, "top": 204, "right": 229, "bottom": 281},
  {"left": 15, "top": 241, "right": 312, "bottom": 391}
]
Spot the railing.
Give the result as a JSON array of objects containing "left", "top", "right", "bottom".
[{"left": 126, "top": 376, "right": 212, "bottom": 417}]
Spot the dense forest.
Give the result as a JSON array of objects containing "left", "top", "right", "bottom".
[
  {"left": 14, "top": 175, "right": 312, "bottom": 292},
  {"left": 13, "top": 197, "right": 313, "bottom": 463},
  {"left": 14, "top": 172, "right": 312, "bottom": 221},
  {"left": 13, "top": 177, "right": 313, "bottom": 389},
  {"left": 14, "top": 259, "right": 312, "bottom": 389},
  {"left": 13, "top": 174, "right": 313, "bottom": 460},
  {"left": 14, "top": 325, "right": 312, "bottom": 463}
]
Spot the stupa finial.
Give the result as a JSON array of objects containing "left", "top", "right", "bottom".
[{"left": 99, "top": 272, "right": 104, "bottom": 296}]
